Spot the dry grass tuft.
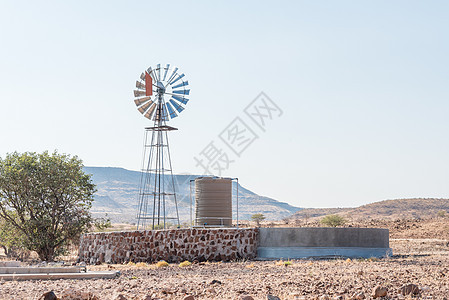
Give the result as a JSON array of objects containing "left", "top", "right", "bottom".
[
  {"left": 135, "top": 262, "right": 148, "bottom": 268},
  {"left": 156, "top": 260, "right": 169, "bottom": 268},
  {"left": 179, "top": 261, "right": 192, "bottom": 267},
  {"left": 275, "top": 260, "right": 293, "bottom": 266}
]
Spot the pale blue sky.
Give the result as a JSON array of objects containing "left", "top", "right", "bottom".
[{"left": 1, "top": 1, "right": 448, "bottom": 208}]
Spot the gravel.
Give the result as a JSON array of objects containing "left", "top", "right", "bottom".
[{"left": 2, "top": 250, "right": 449, "bottom": 299}]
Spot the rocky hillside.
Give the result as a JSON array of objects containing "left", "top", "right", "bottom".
[
  {"left": 288, "top": 198, "right": 449, "bottom": 222},
  {"left": 84, "top": 167, "right": 300, "bottom": 223}
]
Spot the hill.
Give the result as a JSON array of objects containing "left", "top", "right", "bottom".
[
  {"left": 84, "top": 167, "right": 301, "bottom": 223},
  {"left": 288, "top": 198, "right": 449, "bottom": 222}
]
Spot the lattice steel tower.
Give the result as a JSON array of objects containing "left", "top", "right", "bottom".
[{"left": 132, "top": 64, "right": 190, "bottom": 229}]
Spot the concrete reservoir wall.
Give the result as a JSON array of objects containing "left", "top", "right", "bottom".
[{"left": 258, "top": 227, "right": 391, "bottom": 259}]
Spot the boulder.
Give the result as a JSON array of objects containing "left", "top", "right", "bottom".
[
  {"left": 399, "top": 284, "right": 420, "bottom": 296},
  {"left": 372, "top": 285, "right": 387, "bottom": 298}
]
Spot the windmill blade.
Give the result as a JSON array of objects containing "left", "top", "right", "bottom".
[
  {"left": 144, "top": 103, "right": 156, "bottom": 120},
  {"left": 140, "top": 72, "right": 145, "bottom": 80},
  {"left": 172, "top": 95, "right": 189, "bottom": 105},
  {"left": 169, "top": 99, "right": 184, "bottom": 113},
  {"left": 136, "top": 81, "right": 145, "bottom": 90},
  {"left": 170, "top": 73, "right": 185, "bottom": 86},
  {"left": 138, "top": 100, "right": 153, "bottom": 114},
  {"left": 145, "top": 72, "right": 153, "bottom": 96},
  {"left": 134, "top": 96, "right": 151, "bottom": 106},
  {"left": 171, "top": 81, "right": 189, "bottom": 89},
  {"left": 166, "top": 102, "right": 178, "bottom": 119},
  {"left": 172, "top": 89, "right": 190, "bottom": 96},
  {"left": 157, "top": 64, "right": 161, "bottom": 82},
  {"left": 163, "top": 64, "right": 170, "bottom": 81},
  {"left": 134, "top": 90, "right": 146, "bottom": 97},
  {"left": 146, "top": 66, "right": 157, "bottom": 82},
  {"left": 162, "top": 103, "right": 169, "bottom": 121},
  {"left": 166, "top": 67, "right": 179, "bottom": 84}
]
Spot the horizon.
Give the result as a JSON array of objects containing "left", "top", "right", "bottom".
[{"left": 84, "top": 165, "right": 449, "bottom": 209}]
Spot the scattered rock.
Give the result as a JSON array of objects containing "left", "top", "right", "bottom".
[
  {"left": 210, "top": 279, "right": 222, "bottom": 285},
  {"left": 353, "top": 292, "right": 365, "bottom": 299},
  {"left": 240, "top": 295, "right": 254, "bottom": 300},
  {"left": 372, "top": 285, "right": 387, "bottom": 298},
  {"left": 319, "top": 296, "right": 330, "bottom": 300},
  {"left": 267, "top": 295, "right": 281, "bottom": 300},
  {"left": 183, "top": 296, "right": 195, "bottom": 300},
  {"left": 399, "top": 283, "right": 420, "bottom": 295},
  {"left": 114, "top": 294, "right": 127, "bottom": 300},
  {"left": 161, "top": 289, "right": 175, "bottom": 295},
  {"left": 58, "top": 289, "right": 99, "bottom": 300},
  {"left": 288, "top": 292, "right": 301, "bottom": 299},
  {"left": 42, "top": 291, "right": 57, "bottom": 300}
]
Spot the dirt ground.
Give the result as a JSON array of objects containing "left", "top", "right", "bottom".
[
  {"left": 0, "top": 238, "right": 447, "bottom": 300},
  {"left": 1, "top": 218, "right": 449, "bottom": 300}
]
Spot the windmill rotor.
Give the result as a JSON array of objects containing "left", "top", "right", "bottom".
[{"left": 133, "top": 64, "right": 190, "bottom": 122}]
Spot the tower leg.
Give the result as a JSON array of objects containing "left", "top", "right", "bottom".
[{"left": 136, "top": 121, "right": 180, "bottom": 230}]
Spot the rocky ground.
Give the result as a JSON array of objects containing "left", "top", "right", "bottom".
[
  {"left": 0, "top": 238, "right": 448, "bottom": 299},
  {"left": 2, "top": 218, "right": 449, "bottom": 300}
]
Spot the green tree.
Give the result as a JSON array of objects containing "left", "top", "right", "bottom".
[
  {"left": 93, "top": 213, "right": 112, "bottom": 231},
  {"left": 0, "top": 213, "right": 27, "bottom": 258},
  {"left": 0, "top": 151, "right": 96, "bottom": 261},
  {"left": 251, "top": 213, "right": 266, "bottom": 227},
  {"left": 320, "top": 214, "right": 346, "bottom": 227}
]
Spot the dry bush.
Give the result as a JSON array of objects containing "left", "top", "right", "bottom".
[
  {"left": 156, "top": 260, "right": 169, "bottom": 268},
  {"left": 135, "top": 262, "right": 148, "bottom": 268},
  {"left": 179, "top": 261, "right": 191, "bottom": 267}
]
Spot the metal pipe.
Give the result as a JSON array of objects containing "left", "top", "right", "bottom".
[
  {"left": 236, "top": 178, "right": 239, "bottom": 229},
  {"left": 189, "top": 179, "right": 193, "bottom": 227}
]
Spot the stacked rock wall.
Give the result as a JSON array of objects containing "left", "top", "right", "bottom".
[{"left": 79, "top": 228, "right": 258, "bottom": 264}]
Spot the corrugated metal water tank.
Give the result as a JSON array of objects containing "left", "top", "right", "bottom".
[{"left": 195, "top": 177, "right": 232, "bottom": 226}]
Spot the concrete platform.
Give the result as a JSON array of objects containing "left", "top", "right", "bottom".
[
  {"left": 257, "top": 227, "right": 392, "bottom": 259},
  {"left": 0, "top": 261, "right": 21, "bottom": 267},
  {"left": 0, "top": 266, "right": 84, "bottom": 274},
  {"left": 0, "top": 271, "right": 119, "bottom": 281}
]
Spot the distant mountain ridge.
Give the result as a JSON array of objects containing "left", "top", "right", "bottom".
[
  {"left": 84, "top": 167, "right": 301, "bottom": 223},
  {"left": 288, "top": 198, "right": 449, "bottom": 221}
]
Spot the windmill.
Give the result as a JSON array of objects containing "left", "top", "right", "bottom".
[{"left": 133, "top": 64, "right": 190, "bottom": 230}]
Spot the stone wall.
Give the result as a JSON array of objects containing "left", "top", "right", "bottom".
[{"left": 79, "top": 228, "right": 258, "bottom": 264}]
